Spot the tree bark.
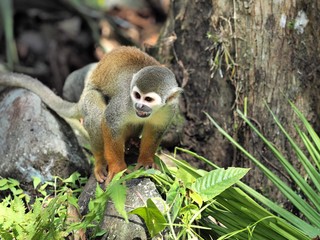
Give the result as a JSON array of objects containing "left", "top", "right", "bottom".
[
  {"left": 158, "top": 0, "right": 320, "bottom": 200},
  {"left": 158, "top": 0, "right": 235, "bottom": 170}
]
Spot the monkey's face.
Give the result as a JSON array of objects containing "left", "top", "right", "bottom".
[{"left": 131, "top": 86, "right": 163, "bottom": 118}]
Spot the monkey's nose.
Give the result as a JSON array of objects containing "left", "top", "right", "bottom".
[
  {"left": 136, "top": 103, "right": 144, "bottom": 109},
  {"left": 135, "top": 103, "right": 152, "bottom": 112}
]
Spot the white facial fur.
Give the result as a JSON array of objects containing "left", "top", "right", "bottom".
[{"left": 131, "top": 86, "right": 163, "bottom": 110}]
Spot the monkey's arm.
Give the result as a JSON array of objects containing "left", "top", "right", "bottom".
[
  {"left": 135, "top": 121, "right": 171, "bottom": 171},
  {"left": 136, "top": 104, "right": 178, "bottom": 170}
]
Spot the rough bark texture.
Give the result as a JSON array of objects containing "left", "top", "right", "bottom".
[
  {"left": 158, "top": 0, "right": 235, "bottom": 169},
  {"left": 158, "top": 0, "right": 320, "bottom": 200},
  {"left": 231, "top": 0, "right": 320, "bottom": 200}
]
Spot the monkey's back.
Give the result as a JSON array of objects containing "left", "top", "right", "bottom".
[{"left": 90, "top": 46, "right": 160, "bottom": 96}]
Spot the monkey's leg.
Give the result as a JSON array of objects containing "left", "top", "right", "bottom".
[
  {"left": 101, "top": 120, "right": 127, "bottom": 184},
  {"left": 79, "top": 88, "right": 108, "bottom": 183},
  {"left": 84, "top": 120, "right": 107, "bottom": 183},
  {"left": 136, "top": 124, "right": 162, "bottom": 170}
]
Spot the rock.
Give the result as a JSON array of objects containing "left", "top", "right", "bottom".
[
  {"left": 78, "top": 176, "right": 164, "bottom": 240},
  {"left": 0, "top": 88, "right": 91, "bottom": 183}
]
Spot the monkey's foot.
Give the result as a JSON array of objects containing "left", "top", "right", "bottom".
[
  {"left": 134, "top": 161, "right": 158, "bottom": 171},
  {"left": 104, "top": 163, "right": 127, "bottom": 185},
  {"left": 94, "top": 165, "right": 108, "bottom": 183}
]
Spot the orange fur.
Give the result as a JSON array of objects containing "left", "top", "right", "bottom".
[
  {"left": 137, "top": 123, "right": 161, "bottom": 167},
  {"left": 100, "top": 120, "right": 127, "bottom": 183},
  {"left": 91, "top": 46, "right": 160, "bottom": 95}
]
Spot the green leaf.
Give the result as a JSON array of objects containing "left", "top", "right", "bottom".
[
  {"left": 63, "top": 172, "right": 81, "bottom": 184},
  {"left": 130, "top": 199, "right": 167, "bottom": 237},
  {"left": 32, "top": 177, "right": 42, "bottom": 189},
  {"left": 191, "top": 168, "right": 249, "bottom": 201},
  {"left": 0, "top": 231, "right": 13, "bottom": 240},
  {"left": 207, "top": 111, "right": 320, "bottom": 227},
  {"left": 264, "top": 104, "right": 320, "bottom": 211},
  {"left": 176, "top": 167, "right": 196, "bottom": 187},
  {"left": 12, "top": 197, "right": 26, "bottom": 216},
  {"left": 95, "top": 229, "right": 108, "bottom": 237},
  {"left": 237, "top": 181, "right": 320, "bottom": 237},
  {"left": 295, "top": 128, "right": 320, "bottom": 192},
  {"left": 206, "top": 110, "right": 320, "bottom": 236},
  {"left": 107, "top": 182, "right": 127, "bottom": 222},
  {"left": 0, "top": 178, "right": 8, "bottom": 187},
  {"left": 95, "top": 183, "right": 104, "bottom": 199},
  {"left": 106, "top": 171, "right": 128, "bottom": 222},
  {"left": 180, "top": 204, "right": 200, "bottom": 223},
  {"left": 166, "top": 181, "right": 183, "bottom": 222},
  {"left": 169, "top": 157, "right": 202, "bottom": 179},
  {"left": 166, "top": 181, "right": 181, "bottom": 205},
  {"left": 189, "top": 190, "right": 203, "bottom": 207},
  {"left": 290, "top": 100, "right": 320, "bottom": 169},
  {"left": 11, "top": 188, "right": 23, "bottom": 196}
]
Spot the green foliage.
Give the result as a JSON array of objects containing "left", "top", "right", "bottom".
[
  {"left": 206, "top": 101, "right": 320, "bottom": 238},
  {"left": 1, "top": 100, "right": 318, "bottom": 239},
  {"left": 132, "top": 156, "right": 251, "bottom": 239},
  {"left": 130, "top": 198, "right": 167, "bottom": 236},
  {"left": 107, "top": 171, "right": 128, "bottom": 222},
  {"left": 0, "top": 172, "right": 86, "bottom": 239},
  {"left": 191, "top": 168, "right": 249, "bottom": 201},
  {"left": 131, "top": 166, "right": 249, "bottom": 239},
  {"left": 72, "top": 170, "right": 130, "bottom": 236},
  {"left": 155, "top": 151, "right": 311, "bottom": 240},
  {"left": 70, "top": 169, "right": 161, "bottom": 237},
  {"left": 0, "top": 178, "right": 29, "bottom": 203}
]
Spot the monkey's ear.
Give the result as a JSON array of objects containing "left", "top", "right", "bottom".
[{"left": 166, "top": 87, "right": 183, "bottom": 104}]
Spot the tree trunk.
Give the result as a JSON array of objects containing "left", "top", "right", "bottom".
[{"left": 158, "top": 0, "right": 320, "bottom": 201}]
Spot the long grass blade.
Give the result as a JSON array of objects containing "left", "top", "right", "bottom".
[
  {"left": 206, "top": 112, "right": 320, "bottom": 227},
  {"left": 290, "top": 101, "right": 320, "bottom": 169},
  {"left": 174, "top": 146, "right": 320, "bottom": 237},
  {"left": 295, "top": 127, "right": 320, "bottom": 192},
  {"left": 237, "top": 181, "right": 320, "bottom": 237},
  {"left": 176, "top": 147, "right": 319, "bottom": 235},
  {"left": 264, "top": 105, "right": 320, "bottom": 211},
  {"left": 0, "top": 0, "right": 19, "bottom": 69}
]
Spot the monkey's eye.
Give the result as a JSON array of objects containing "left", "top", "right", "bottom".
[
  {"left": 145, "top": 97, "right": 154, "bottom": 103},
  {"left": 134, "top": 91, "right": 141, "bottom": 99}
]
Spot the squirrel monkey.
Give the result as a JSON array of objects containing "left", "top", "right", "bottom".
[{"left": 0, "top": 46, "right": 182, "bottom": 183}]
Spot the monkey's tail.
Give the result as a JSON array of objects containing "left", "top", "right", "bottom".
[{"left": 0, "top": 72, "right": 81, "bottom": 119}]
